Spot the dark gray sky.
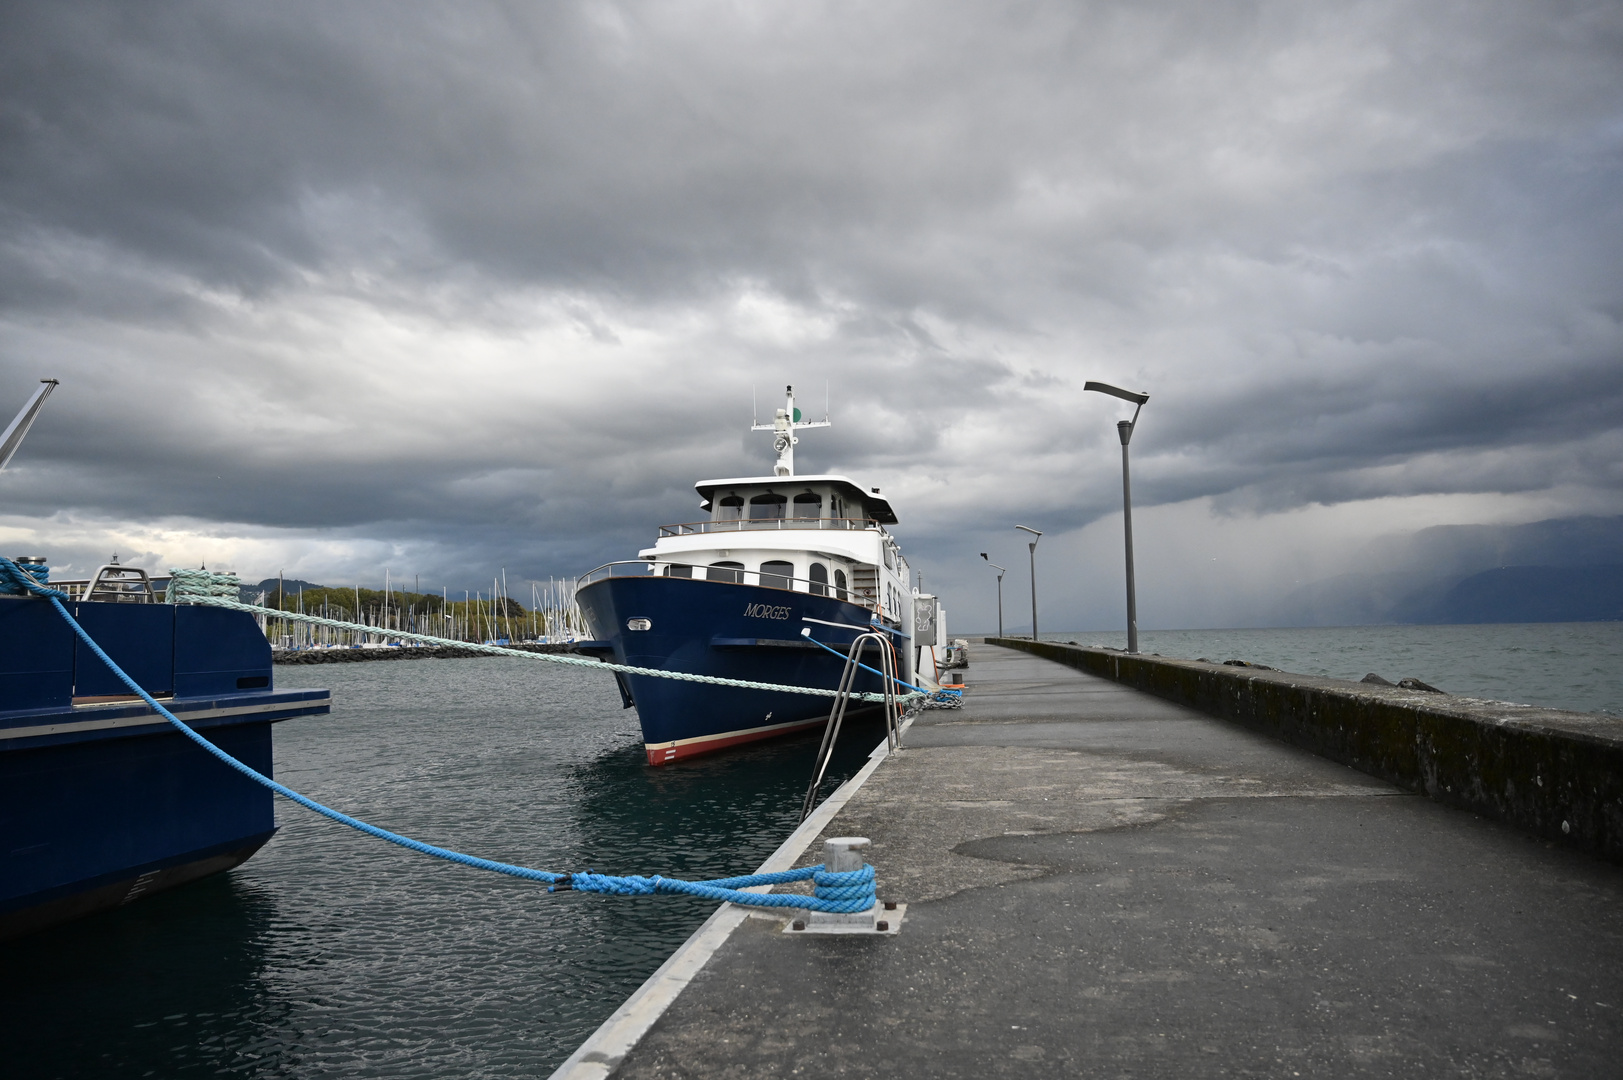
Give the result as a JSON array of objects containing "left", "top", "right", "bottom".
[{"left": 2, "top": 1, "right": 1620, "bottom": 630}]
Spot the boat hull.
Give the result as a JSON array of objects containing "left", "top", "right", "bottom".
[
  {"left": 576, "top": 575, "right": 901, "bottom": 764},
  {"left": 0, "top": 597, "right": 331, "bottom": 938}
]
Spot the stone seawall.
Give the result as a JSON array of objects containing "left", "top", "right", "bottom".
[
  {"left": 273, "top": 643, "right": 589, "bottom": 665},
  {"left": 986, "top": 637, "right": 1623, "bottom": 862}
]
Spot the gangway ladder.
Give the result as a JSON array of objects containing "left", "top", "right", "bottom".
[{"left": 800, "top": 630, "right": 902, "bottom": 822}]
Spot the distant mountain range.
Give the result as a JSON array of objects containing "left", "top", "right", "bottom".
[
  {"left": 1274, "top": 515, "right": 1623, "bottom": 625},
  {"left": 242, "top": 578, "right": 325, "bottom": 602},
  {"left": 1401, "top": 564, "right": 1623, "bottom": 624}
]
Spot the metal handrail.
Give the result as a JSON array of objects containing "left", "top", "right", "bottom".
[
  {"left": 800, "top": 630, "right": 902, "bottom": 821},
  {"left": 657, "top": 516, "right": 880, "bottom": 538},
  {"left": 575, "top": 559, "right": 889, "bottom": 615},
  {"left": 50, "top": 568, "right": 171, "bottom": 603}
]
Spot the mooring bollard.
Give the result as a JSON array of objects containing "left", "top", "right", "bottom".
[
  {"left": 824, "top": 836, "right": 868, "bottom": 875},
  {"left": 785, "top": 836, "right": 903, "bottom": 936}
]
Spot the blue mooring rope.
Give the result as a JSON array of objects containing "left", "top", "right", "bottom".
[{"left": 0, "top": 557, "right": 875, "bottom": 913}]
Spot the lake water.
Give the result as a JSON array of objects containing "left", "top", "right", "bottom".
[
  {"left": 1, "top": 659, "right": 881, "bottom": 1078},
  {"left": 1039, "top": 621, "right": 1623, "bottom": 716}
]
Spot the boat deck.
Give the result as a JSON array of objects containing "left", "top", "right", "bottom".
[{"left": 592, "top": 642, "right": 1623, "bottom": 1076}]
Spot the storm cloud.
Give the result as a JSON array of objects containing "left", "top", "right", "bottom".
[{"left": 1, "top": 1, "right": 1619, "bottom": 630}]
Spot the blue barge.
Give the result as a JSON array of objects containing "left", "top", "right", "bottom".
[{"left": 0, "top": 590, "right": 330, "bottom": 938}]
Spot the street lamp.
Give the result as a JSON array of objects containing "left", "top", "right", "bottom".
[
  {"left": 1015, "top": 525, "right": 1042, "bottom": 639},
  {"left": 1084, "top": 380, "right": 1149, "bottom": 654},
  {"left": 979, "top": 553, "right": 1006, "bottom": 638}
]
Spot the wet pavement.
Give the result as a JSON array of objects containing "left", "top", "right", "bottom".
[{"left": 609, "top": 643, "right": 1623, "bottom": 1077}]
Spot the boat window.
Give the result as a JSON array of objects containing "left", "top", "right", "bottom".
[
  {"left": 749, "top": 493, "right": 787, "bottom": 519},
  {"left": 793, "top": 492, "right": 822, "bottom": 518},
  {"left": 883, "top": 543, "right": 895, "bottom": 570},
  {"left": 717, "top": 495, "right": 744, "bottom": 521},
  {"left": 809, "top": 562, "right": 828, "bottom": 596},
  {"left": 760, "top": 560, "right": 795, "bottom": 590},
  {"left": 834, "top": 569, "right": 847, "bottom": 601},
  {"left": 708, "top": 561, "right": 744, "bottom": 584},
  {"left": 664, "top": 564, "right": 694, "bottom": 578}
]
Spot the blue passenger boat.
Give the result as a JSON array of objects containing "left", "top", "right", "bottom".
[
  {"left": 576, "top": 387, "right": 932, "bottom": 765},
  {"left": 0, "top": 381, "right": 331, "bottom": 938}
]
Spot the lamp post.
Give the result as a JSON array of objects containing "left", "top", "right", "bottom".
[
  {"left": 979, "top": 553, "right": 1006, "bottom": 638},
  {"left": 1084, "top": 381, "right": 1149, "bottom": 654},
  {"left": 1015, "top": 525, "right": 1042, "bottom": 639}
]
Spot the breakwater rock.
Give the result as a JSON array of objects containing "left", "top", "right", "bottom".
[{"left": 273, "top": 643, "right": 592, "bottom": 665}]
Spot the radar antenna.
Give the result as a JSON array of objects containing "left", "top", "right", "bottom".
[{"left": 750, "top": 384, "right": 830, "bottom": 477}]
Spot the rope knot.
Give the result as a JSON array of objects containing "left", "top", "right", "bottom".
[
  {"left": 166, "top": 567, "right": 242, "bottom": 603},
  {"left": 811, "top": 862, "right": 877, "bottom": 910},
  {"left": 0, "top": 556, "right": 67, "bottom": 599}
]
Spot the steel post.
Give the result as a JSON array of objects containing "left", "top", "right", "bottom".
[{"left": 1119, "top": 420, "right": 1138, "bottom": 654}]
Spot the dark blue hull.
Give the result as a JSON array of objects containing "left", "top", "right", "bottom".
[
  {"left": 576, "top": 575, "right": 901, "bottom": 764},
  {"left": 0, "top": 597, "right": 330, "bottom": 938}
]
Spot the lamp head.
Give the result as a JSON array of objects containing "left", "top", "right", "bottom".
[{"left": 1084, "top": 381, "right": 1149, "bottom": 405}]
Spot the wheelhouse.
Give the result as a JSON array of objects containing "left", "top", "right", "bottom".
[{"left": 580, "top": 474, "right": 913, "bottom": 626}]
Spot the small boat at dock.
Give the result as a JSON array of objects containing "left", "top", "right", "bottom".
[
  {"left": 576, "top": 386, "right": 936, "bottom": 765},
  {"left": 0, "top": 381, "right": 332, "bottom": 938}
]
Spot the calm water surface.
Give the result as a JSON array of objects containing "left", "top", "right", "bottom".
[
  {"left": 1040, "top": 622, "right": 1623, "bottom": 716},
  {"left": 2, "top": 659, "right": 879, "bottom": 1078}
]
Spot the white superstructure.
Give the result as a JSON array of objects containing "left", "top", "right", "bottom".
[{"left": 636, "top": 386, "right": 915, "bottom": 630}]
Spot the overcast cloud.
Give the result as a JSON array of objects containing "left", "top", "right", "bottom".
[{"left": 1, "top": 1, "right": 1619, "bottom": 631}]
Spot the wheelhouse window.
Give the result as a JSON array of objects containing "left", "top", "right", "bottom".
[
  {"left": 793, "top": 492, "right": 822, "bottom": 519},
  {"left": 834, "top": 569, "right": 848, "bottom": 600},
  {"left": 760, "top": 560, "right": 795, "bottom": 590},
  {"left": 749, "top": 493, "right": 787, "bottom": 519},
  {"left": 809, "top": 562, "right": 828, "bottom": 596},
  {"left": 708, "top": 561, "right": 743, "bottom": 584},
  {"left": 717, "top": 495, "right": 744, "bottom": 521},
  {"left": 664, "top": 564, "right": 694, "bottom": 578}
]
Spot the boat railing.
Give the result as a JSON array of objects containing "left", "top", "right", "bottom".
[
  {"left": 50, "top": 565, "right": 171, "bottom": 604},
  {"left": 576, "top": 560, "right": 888, "bottom": 615},
  {"left": 657, "top": 516, "right": 880, "bottom": 538}
]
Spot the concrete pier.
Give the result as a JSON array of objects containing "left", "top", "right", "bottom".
[{"left": 562, "top": 643, "right": 1623, "bottom": 1077}]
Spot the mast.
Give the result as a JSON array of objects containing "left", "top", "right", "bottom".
[{"left": 750, "top": 384, "right": 830, "bottom": 477}]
